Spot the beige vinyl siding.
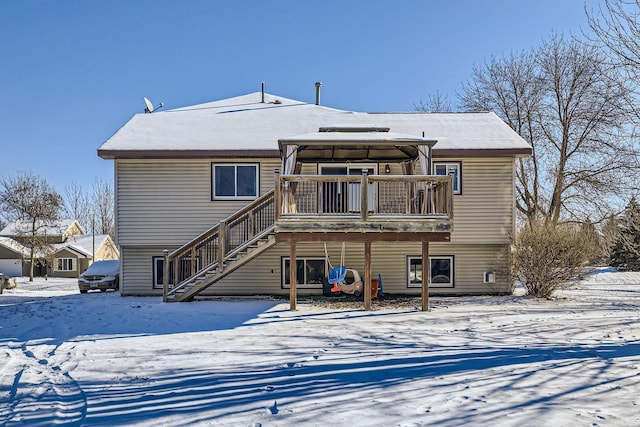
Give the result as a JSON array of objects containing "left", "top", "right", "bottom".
[
  {"left": 117, "top": 156, "right": 515, "bottom": 296},
  {"left": 120, "top": 246, "right": 161, "bottom": 296},
  {"left": 445, "top": 157, "right": 514, "bottom": 244},
  {"left": 121, "top": 242, "right": 510, "bottom": 296},
  {"left": 94, "top": 239, "right": 120, "bottom": 261},
  {"left": 211, "top": 242, "right": 511, "bottom": 295},
  {"left": 115, "top": 158, "right": 280, "bottom": 246}
]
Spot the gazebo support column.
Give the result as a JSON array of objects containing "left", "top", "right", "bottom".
[
  {"left": 289, "top": 241, "right": 297, "bottom": 310},
  {"left": 364, "top": 241, "right": 371, "bottom": 311},
  {"left": 422, "top": 241, "right": 430, "bottom": 311}
]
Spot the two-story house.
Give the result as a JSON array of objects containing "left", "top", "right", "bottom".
[{"left": 98, "top": 90, "right": 531, "bottom": 308}]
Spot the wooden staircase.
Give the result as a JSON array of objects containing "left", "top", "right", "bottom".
[{"left": 163, "top": 190, "right": 276, "bottom": 302}]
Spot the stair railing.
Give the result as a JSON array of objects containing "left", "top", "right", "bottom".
[{"left": 163, "top": 190, "right": 275, "bottom": 301}]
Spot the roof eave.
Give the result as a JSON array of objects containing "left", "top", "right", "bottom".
[
  {"left": 98, "top": 149, "right": 281, "bottom": 159},
  {"left": 433, "top": 148, "right": 533, "bottom": 158}
]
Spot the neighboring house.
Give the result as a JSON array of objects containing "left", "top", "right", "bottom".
[
  {"left": 51, "top": 234, "right": 120, "bottom": 278},
  {"left": 98, "top": 91, "right": 532, "bottom": 305},
  {"left": 0, "top": 220, "right": 119, "bottom": 278}
]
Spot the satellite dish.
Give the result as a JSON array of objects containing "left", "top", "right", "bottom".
[
  {"left": 143, "top": 97, "right": 163, "bottom": 113},
  {"left": 143, "top": 97, "right": 154, "bottom": 113}
]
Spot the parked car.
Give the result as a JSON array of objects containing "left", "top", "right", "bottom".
[
  {"left": 78, "top": 260, "right": 120, "bottom": 293},
  {"left": 0, "top": 272, "right": 16, "bottom": 294}
]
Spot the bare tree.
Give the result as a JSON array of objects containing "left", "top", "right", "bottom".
[
  {"left": 64, "top": 181, "right": 92, "bottom": 232},
  {"left": 587, "top": 0, "right": 640, "bottom": 76},
  {"left": 460, "top": 50, "right": 546, "bottom": 223},
  {"left": 62, "top": 178, "right": 115, "bottom": 241},
  {"left": 587, "top": 0, "right": 640, "bottom": 122},
  {"left": 0, "top": 172, "right": 63, "bottom": 281},
  {"left": 460, "top": 34, "right": 635, "bottom": 224},
  {"left": 92, "top": 177, "right": 114, "bottom": 240},
  {"left": 414, "top": 90, "right": 453, "bottom": 112}
]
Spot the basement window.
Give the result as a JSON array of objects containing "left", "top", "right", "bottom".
[
  {"left": 152, "top": 256, "right": 199, "bottom": 289},
  {"left": 282, "top": 257, "right": 325, "bottom": 289},
  {"left": 407, "top": 255, "right": 454, "bottom": 288},
  {"left": 153, "top": 256, "right": 171, "bottom": 289}
]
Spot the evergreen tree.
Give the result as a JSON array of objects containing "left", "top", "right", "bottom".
[{"left": 609, "top": 198, "right": 640, "bottom": 271}]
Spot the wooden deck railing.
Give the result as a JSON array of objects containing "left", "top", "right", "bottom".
[
  {"left": 276, "top": 174, "right": 453, "bottom": 220},
  {"left": 163, "top": 189, "right": 275, "bottom": 300}
]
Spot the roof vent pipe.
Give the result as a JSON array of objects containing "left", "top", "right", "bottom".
[
  {"left": 315, "top": 81, "right": 322, "bottom": 105},
  {"left": 261, "top": 82, "right": 265, "bottom": 103}
]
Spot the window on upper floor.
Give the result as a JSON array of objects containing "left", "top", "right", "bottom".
[
  {"left": 407, "top": 255, "right": 454, "bottom": 288},
  {"left": 212, "top": 163, "right": 259, "bottom": 200},
  {"left": 434, "top": 162, "right": 461, "bottom": 195}
]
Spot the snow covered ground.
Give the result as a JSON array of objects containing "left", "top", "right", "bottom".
[{"left": 0, "top": 272, "right": 639, "bottom": 426}]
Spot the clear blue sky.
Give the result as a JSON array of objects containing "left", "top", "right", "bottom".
[{"left": 0, "top": 0, "right": 599, "bottom": 194}]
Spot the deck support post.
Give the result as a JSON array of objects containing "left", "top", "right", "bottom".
[
  {"left": 422, "top": 241, "right": 430, "bottom": 311},
  {"left": 364, "top": 241, "right": 371, "bottom": 310},
  {"left": 289, "top": 240, "right": 297, "bottom": 310}
]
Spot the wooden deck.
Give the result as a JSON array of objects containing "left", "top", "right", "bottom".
[
  {"left": 275, "top": 172, "right": 454, "bottom": 311},
  {"left": 275, "top": 172, "right": 453, "bottom": 236}
]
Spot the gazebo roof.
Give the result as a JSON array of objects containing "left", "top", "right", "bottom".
[{"left": 278, "top": 127, "right": 437, "bottom": 163}]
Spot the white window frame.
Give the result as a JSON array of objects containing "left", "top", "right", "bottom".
[
  {"left": 281, "top": 256, "right": 326, "bottom": 289},
  {"left": 211, "top": 163, "right": 260, "bottom": 200},
  {"left": 55, "top": 257, "right": 76, "bottom": 272},
  {"left": 152, "top": 256, "right": 166, "bottom": 289},
  {"left": 407, "top": 255, "right": 454, "bottom": 288},
  {"left": 434, "top": 161, "right": 462, "bottom": 195}
]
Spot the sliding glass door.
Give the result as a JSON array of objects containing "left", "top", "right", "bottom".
[{"left": 319, "top": 164, "right": 377, "bottom": 214}]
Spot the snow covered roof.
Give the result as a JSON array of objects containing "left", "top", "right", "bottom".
[
  {"left": 0, "top": 237, "right": 29, "bottom": 257},
  {"left": 54, "top": 234, "right": 111, "bottom": 258},
  {"left": 98, "top": 92, "right": 532, "bottom": 159},
  {"left": 0, "top": 219, "right": 82, "bottom": 237}
]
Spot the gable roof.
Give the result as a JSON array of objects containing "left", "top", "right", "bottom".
[
  {"left": 0, "top": 236, "right": 29, "bottom": 257},
  {"left": 54, "top": 234, "right": 112, "bottom": 258},
  {"left": 98, "top": 92, "right": 532, "bottom": 159},
  {"left": 0, "top": 219, "right": 84, "bottom": 237}
]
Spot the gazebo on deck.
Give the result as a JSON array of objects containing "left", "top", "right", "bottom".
[{"left": 275, "top": 126, "right": 454, "bottom": 311}]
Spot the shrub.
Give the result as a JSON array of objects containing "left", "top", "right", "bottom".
[{"left": 512, "top": 221, "right": 600, "bottom": 298}]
